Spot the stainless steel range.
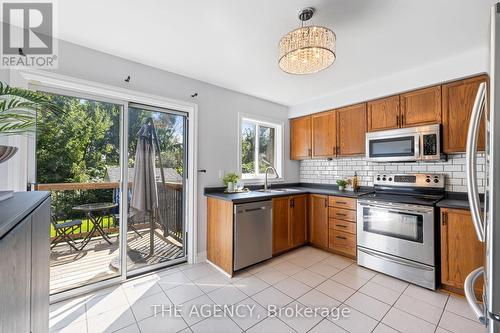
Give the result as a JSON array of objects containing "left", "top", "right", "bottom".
[{"left": 357, "top": 173, "right": 445, "bottom": 290}]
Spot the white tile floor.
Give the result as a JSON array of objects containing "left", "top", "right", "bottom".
[{"left": 49, "top": 246, "right": 486, "bottom": 333}]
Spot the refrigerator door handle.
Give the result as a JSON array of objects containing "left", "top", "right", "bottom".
[
  {"left": 464, "top": 267, "right": 487, "bottom": 324},
  {"left": 466, "top": 82, "right": 487, "bottom": 242}
]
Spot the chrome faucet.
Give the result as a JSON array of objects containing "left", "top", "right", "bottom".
[{"left": 264, "top": 166, "right": 279, "bottom": 191}]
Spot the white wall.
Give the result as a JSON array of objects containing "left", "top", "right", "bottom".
[
  {"left": 289, "top": 47, "right": 489, "bottom": 117},
  {"left": 2, "top": 40, "right": 299, "bottom": 258}
]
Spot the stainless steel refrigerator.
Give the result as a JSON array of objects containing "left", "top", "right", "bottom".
[{"left": 465, "top": 3, "right": 500, "bottom": 332}]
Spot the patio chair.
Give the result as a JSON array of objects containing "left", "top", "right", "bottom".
[
  {"left": 51, "top": 212, "right": 82, "bottom": 251},
  {"left": 112, "top": 189, "right": 143, "bottom": 238}
]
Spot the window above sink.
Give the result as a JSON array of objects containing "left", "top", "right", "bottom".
[{"left": 238, "top": 114, "right": 283, "bottom": 182}]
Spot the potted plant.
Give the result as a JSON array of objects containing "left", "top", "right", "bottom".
[
  {"left": 223, "top": 172, "right": 240, "bottom": 192},
  {"left": 336, "top": 179, "right": 348, "bottom": 191},
  {"left": 0, "top": 81, "right": 62, "bottom": 164}
]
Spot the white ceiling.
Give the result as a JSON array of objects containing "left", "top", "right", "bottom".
[{"left": 57, "top": 0, "right": 496, "bottom": 107}]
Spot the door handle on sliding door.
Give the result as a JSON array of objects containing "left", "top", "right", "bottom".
[{"left": 466, "top": 82, "right": 487, "bottom": 242}]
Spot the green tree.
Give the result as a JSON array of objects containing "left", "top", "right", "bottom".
[{"left": 36, "top": 94, "right": 121, "bottom": 183}]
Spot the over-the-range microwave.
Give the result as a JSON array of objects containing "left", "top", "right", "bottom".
[{"left": 366, "top": 124, "right": 445, "bottom": 162}]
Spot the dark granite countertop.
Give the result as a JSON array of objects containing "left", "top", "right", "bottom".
[
  {"left": 204, "top": 183, "right": 374, "bottom": 204},
  {"left": 437, "top": 192, "right": 484, "bottom": 210},
  {"left": 0, "top": 191, "right": 50, "bottom": 239}
]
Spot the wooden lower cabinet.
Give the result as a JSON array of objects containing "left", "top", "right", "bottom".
[
  {"left": 272, "top": 195, "right": 308, "bottom": 255},
  {"left": 272, "top": 197, "right": 291, "bottom": 254},
  {"left": 329, "top": 230, "right": 356, "bottom": 257},
  {"left": 290, "top": 195, "right": 308, "bottom": 247},
  {"left": 309, "top": 194, "right": 357, "bottom": 259},
  {"left": 327, "top": 196, "right": 357, "bottom": 259},
  {"left": 440, "top": 208, "right": 485, "bottom": 295},
  {"left": 309, "top": 194, "right": 329, "bottom": 249},
  {"left": 329, "top": 219, "right": 356, "bottom": 234},
  {"left": 207, "top": 198, "right": 234, "bottom": 275}
]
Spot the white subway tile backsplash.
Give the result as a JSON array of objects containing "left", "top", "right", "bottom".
[{"left": 299, "top": 153, "right": 485, "bottom": 193}]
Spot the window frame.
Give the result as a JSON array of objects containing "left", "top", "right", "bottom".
[{"left": 238, "top": 113, "right": 284, "bottom": 182}]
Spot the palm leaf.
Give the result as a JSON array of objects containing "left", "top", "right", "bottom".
[{"left": 0, "top": 81, "right": 63, "bottom": 135}]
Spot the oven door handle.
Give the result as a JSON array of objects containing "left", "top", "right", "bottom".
[
  {"left": 358, "top": 201, "right": 433, "bottom": 214},
  {"left": 358, "top": 247, "right": 434, "bottom": 271}
]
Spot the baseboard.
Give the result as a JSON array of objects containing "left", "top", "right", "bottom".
[
  {"left": 195, "top": 251, "right": 207, "bottom": 263},
  {"left": 206, "top": 259, "right": 232, "bottom": 278}
]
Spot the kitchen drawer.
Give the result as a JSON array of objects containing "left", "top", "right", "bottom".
[
  {"left": 329, "top": 230, "right": 356, "bottom": 257},
  {"left": 329, "top": 219, "right": 356, "bottom": 234},
  {"left": 329, "top": 207, "right": 356, "bottom": 222},
  {"left": 328, "top": 196, "right": 357, "bottom": 210}
]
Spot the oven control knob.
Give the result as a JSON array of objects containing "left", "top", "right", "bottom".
[
  {"left": 426, "top": 179, "right": 431, "bottom": 183},
  {"left": 434, "top": 179, "right": 439, "bottom": 183},
  {"left": 377, "top": 177, "right": 381, "bottom": 181},
  {"left": 388, "top": 177, "right": 393, "bottom": 181},
  {"left": 382, "top": 177, "right": 386, "bottom": 181}
]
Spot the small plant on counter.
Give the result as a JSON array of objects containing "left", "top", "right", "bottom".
[
  {"left": 336, "top": 179, "right": 348, "bottom": 191},
  {"left": 223, "top": 172, "right": 240, "bottom": 192}
]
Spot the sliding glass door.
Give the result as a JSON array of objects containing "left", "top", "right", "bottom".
[
  {"left": 126, "top": 104, "right": 187, "bottom": 275},
  {"left": 35, "top": 90, "right": 188, "bottom": 296},
  {"left": 35, "top": 90, "right": 124, "bottom": 295}
]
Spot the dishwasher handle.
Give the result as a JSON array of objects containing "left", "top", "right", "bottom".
[
  {"left": 235, "top": 201, "right": 272, "bottom": 214},
  {"left": 243, "top": 206, "right": 267, "bottom": 213}
]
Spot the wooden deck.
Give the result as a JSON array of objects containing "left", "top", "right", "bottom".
[{"left": 50, "top": 229, "right": 184, "bottom": 294}]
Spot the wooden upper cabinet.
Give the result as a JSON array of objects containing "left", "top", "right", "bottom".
[
  {"left": 290, "top": 195, "right": 307, "bottom": 247},
  {"left": 367, "top": 95, "right": 400, "bottom": 132},
  {"left": 309, "top": 194, "right": 328, "bottom": 248},
  {"left": 290, "top": 116, "right": 312, "bottom": 160},
  {"left": 337, "top": 103, "right": 367, "bottom": 156},
  {"left": 311, "top": 111, "right": 336, "bottom": 158},
  {"left": 442, "top": 75, "right": 488, "bottom": 153},
  {"left": 400, "top": 85, "right": 442, "bottom": 127},
  {"left": 441, "top": 208, "right": 485, "bottom": 295},
  {"left": 272, "top": 197, "right": 291, "bottom": 254}
]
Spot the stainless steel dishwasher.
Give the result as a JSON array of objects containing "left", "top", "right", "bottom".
[{"left": 233, "top": 200, "right": 272, "bottom": 271}]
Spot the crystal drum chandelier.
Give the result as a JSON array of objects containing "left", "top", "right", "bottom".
[{"left": 279, "top": 7, "right": 336, "bottom": 75}]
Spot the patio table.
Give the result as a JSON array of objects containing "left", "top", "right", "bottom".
[{"left": 73, "top": 202, "right": 118, "bottom": 249}]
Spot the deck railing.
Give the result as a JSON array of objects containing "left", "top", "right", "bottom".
[{"left": 37, "top": 181, "right": 183, "bottom": 243}]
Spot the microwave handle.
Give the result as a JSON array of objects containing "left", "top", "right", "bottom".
[
  {"left": 415, "top": 133, "right": 421, "bottom": 160},
  {"left": 466, "top": 82, "right": 486, "bottom": 243}
]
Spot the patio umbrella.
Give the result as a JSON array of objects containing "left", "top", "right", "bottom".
[
  {"left": 130, "top": 118, "right": 166, "bottom": 257},
  {"left": 130, "top": 123, "right": 158, "bottom": 213}
]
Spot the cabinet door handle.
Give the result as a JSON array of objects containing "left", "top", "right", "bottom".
[
  {"left": 336, "top": 201, "right": 347, "bottom": 205},
  {"left": 396, "top": 115, "right": 399, "bottom": 126},
  {"left": 401, "top": 114, "right": 405, "bottom": 125},
  {"left": 336, "top": 224, "right": 347, "bottom": 228},
  {"left": 308, "top": 148, "right": 312, "bottom": 156},
  {"left": 442, "top": 212, "right": 447, "bottom": 225},
  {"left": 324, "top": 198, "right": 328, "bottom": 207},
  {"left": 290, "top": 198, "right": 295, "bottom": 208},
  {"left": 336, "top": 213, "right": 347, "bottom": 217},
  {"left": 336, "top": 236, "right": 347, "bottom": 240}
]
